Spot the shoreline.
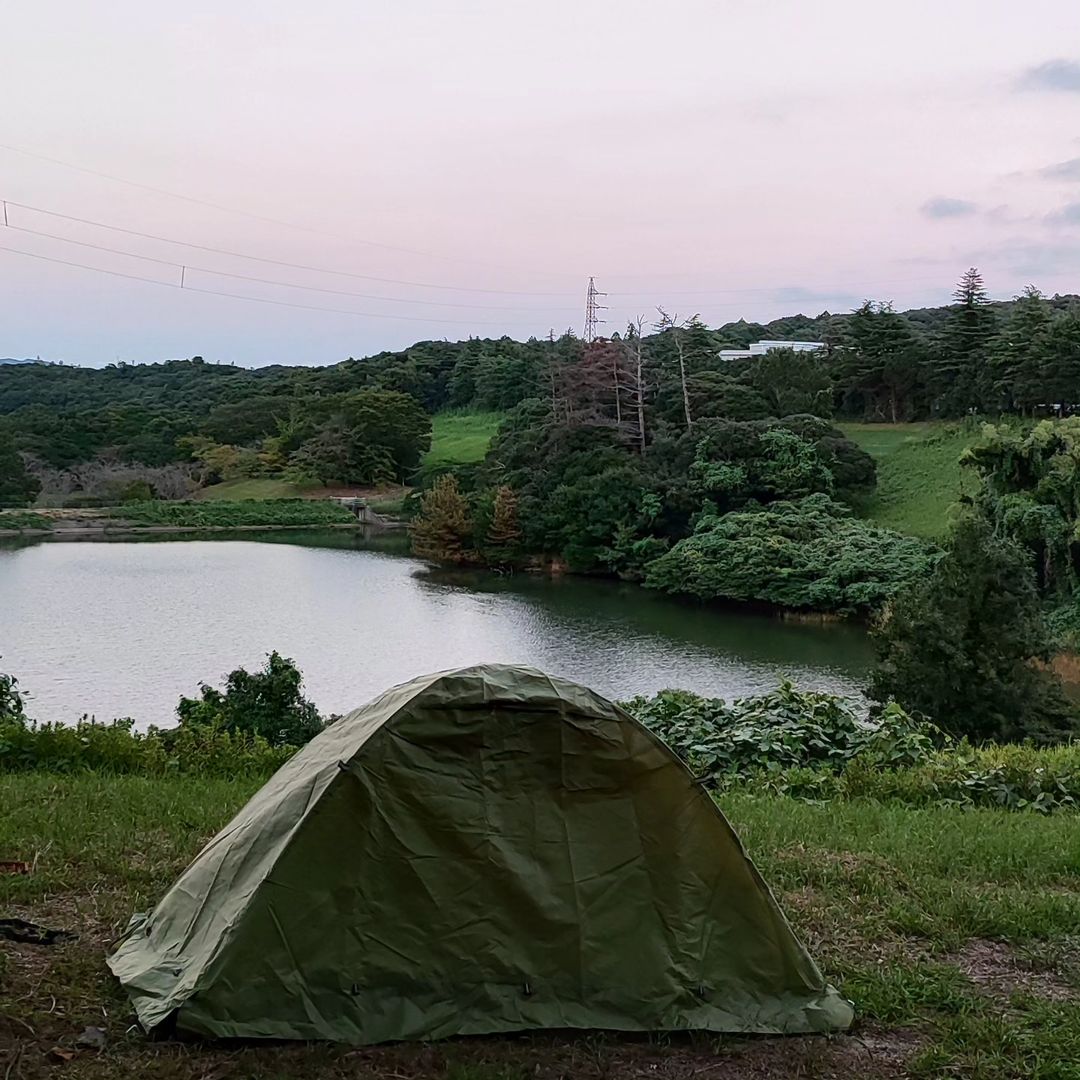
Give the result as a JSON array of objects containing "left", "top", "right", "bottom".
[{"left": 0, "top": 521, "right": 404, "bottom": 539}]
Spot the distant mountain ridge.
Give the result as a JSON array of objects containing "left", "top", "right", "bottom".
[{"left": 0, "top": 358, "right": 42, "bottom": 366}]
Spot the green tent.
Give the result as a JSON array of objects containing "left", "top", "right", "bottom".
[{"left": 109, "top": 665, "right": 852, "bottom": 1042}]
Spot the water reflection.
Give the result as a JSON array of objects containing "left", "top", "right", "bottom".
[{"left": 0, "top": 531, "right": 872, "bottom": 727}]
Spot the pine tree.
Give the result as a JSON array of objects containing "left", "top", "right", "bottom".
[
  {"left": 936, "top": 267, "right": 997, "bottom": 414},
  {"left": 1043, "top": 311, "right": 1080, "bottom": 416},
  {"left": 409, "top": 474, "right": 473, "bottom": 563},
  {"left": 486, "top": 485, "right": 522, "bottom": 560},
  {"left": 838, "top": 301, "right": 924, "bottom": 421},
  {"left": 989, "top": 286, "right": 1053, "bottom": 414}
]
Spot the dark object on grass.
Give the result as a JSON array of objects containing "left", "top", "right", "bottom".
[{"left": 0, "top": 917, "right": 76, "bottom": 945}]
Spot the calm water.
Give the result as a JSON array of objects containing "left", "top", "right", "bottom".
[{"left": 0, "top": 531, "right": 873, "bottom": 727}]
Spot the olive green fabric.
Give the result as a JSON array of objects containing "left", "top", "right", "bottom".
[{"left": 108, "top": 665, "right": 853, "bottom": 1042}]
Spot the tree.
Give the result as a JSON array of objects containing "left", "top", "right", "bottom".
[
  {"left": 870, "top": 516, "right": 1076, "bottom": 743},
  {"left": 0, "top": 428, "right": 40, "bottom": 507},
  {"left": 836, "top": 301, "right": 926, "bottom": 421},
  {"left": 1042, "top": 310, "right": 1080, "bottom": 416},
  {"left": 176, "top": 651, "right": 324, "bottom": 746},
  {"left": 484, "top": 485, "right": 522, "bottom": 563},
  {"left": 409, "top": 473, "right": 474, "bottom": 563},
  {"left": 745, "top": 348, "right": 833, "bottom": 418},
  {"left": 653, "top": 312, "right": 716, "bottom": 431},
  {"left": 0, "top": 666, "right": 27, "bottom": 722},
  {"left": 989, "top": 286, "right": 1053, "bottom": 415},
  {"left": 935, "top": 267, "right": 997, "bottom": 414},
  {"left": 290, "top": 389, "right": 431, "bottom": 486},
  {"left": 623, "top": 318, "right": 649, "bottom": 451}
]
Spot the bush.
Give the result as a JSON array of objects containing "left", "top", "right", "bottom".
[
  {"left": 624, "top": 681, "right": 939, "bottom": 781},
  {"left": 0, "top": 511, "right": 53, "bottom": 530},
  {"left": 177, "top": 651, "right": 326, "bottom": 746},
  {"left": 624, "top": 684, "right": 1080, "bottom": 813},
  {"left": 643, "top": 495, "right": 936, "bottom": 614},
  {"left": 0, "top": 715, "right": 294, "bottom": 777},
  {"left": 114, "top": 499, "right": 356, "bottom": 528},
  {"left": 870, "top": 515, "right": 1078, "bottom": 743}
]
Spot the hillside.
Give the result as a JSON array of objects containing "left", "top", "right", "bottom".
[
  {"left": 840, "top": 423, "right": 980, "bottom": 538},
  {"left": 713, "top": 292, "right": 1080, "bottom": 348}
]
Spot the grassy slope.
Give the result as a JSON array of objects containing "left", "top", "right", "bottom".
[
  {"left": 194, "top": 478, "right": 317, "bottom": 501},
  {"left": 2, "top": 776, "right": 1077, "bottom": 1079},
  {"left": 194, "top": 412, "right": 503, "bottom": 503},
  {"left": 424, "top": 411, "right": 504, "bottom": 469},
  {"left": 840, "top": 422, "right": 980, "bottom": 539}
]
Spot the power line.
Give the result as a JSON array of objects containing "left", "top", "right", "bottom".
[
  {"left": 0, "top": 141, "right": 576, "bottom": 278},
  {"left": 0, "top": 241, "right": 526, "bottom": 327},
  {"left": 2, "top": 199, "right": 577, "bottom": 296},
  {"left": 0, "top": 219, "right": 579, "bottom": 312}
]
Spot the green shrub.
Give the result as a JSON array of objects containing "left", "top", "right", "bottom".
[
  {"left": 0, "top": 715, "right": 294, "bottom": 777},
  {"left": 177, "top": 651, "right": 325, "bottom": 746},
  {"left": 114, "top": 499, "right": 355, "bottom": 528},
  {"left": 623, "top": 681, "right": 940, "bottom": 780},
  {"left": 643, "top": 495, "right": 936, "bottom": 614},
  {"left": 0, "top": 511, "right": 53, "bottom": 529},
  {"left": 625, "top": 684, "right": 1080, "bottom": 813}
]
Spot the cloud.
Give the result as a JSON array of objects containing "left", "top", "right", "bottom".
[
  {"left": 1046, "top": 201, "right": 1080, "bottom": 226},
  {"left": 1016, "top": 59, "right": 1080, "bottom": 93},
  {"left": 920, "top": 197, "right": 979, "bottom": 219},
  {"left": 972, "top": 239, "right": 1080, "bottom": 278},
  {"left": 1038, "top": 157, "right": 1080, "bottom": 181}
]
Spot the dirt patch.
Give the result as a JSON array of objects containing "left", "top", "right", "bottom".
[
  {"left": 947, "top": 939, "right": 1077, "bottom": 1002},
  {"left": 0, "top": 1027, "right": 924, "bottom": 1080}
]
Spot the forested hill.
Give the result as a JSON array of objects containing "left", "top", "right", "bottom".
[
  {"left": 714, "top": 291, "right": 1080, "bottom": 347},
  {"left": 2, "top": 271, "right": 1080, "bottom": 485},
  {"left": 4, "top": 290, "right": 1079, "bottom": 417}
]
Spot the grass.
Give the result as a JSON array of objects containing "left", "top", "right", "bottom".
[
  {"left": 424, "top": 411, "right": 504, "bottom": 469},
  {"left": 0, "top": 510, "right": 53, "bottom": 530},
  {"left": 194, "top": 478, "right": 318, "bottom": 501},
  {"left": 840, "top": 422, "right": 981, "bottom": 539},
  {"left": 2, "top": 775, "right": 1078, "bottom": 1078}
]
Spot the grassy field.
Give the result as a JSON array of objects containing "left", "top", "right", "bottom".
[
  {"left": 840, "top": 422, "right": 981, "bottom": 539},
  {"left": 194, "top": 478, "right": 317, "bottom": 501},
  {"left": 424, "top": 411, "right": 504, "bottom": 469},
  {"left": 1, "top": 776, "right": 1077, "bottom": 1079}
]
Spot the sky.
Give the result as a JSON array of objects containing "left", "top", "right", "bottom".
[{"left": 0, "top": 0, "right": 1078, "bottom": 367}]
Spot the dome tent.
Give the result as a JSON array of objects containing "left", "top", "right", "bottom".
[{"left": 109, "top": 664, "right": 852, "bottom": 1043}]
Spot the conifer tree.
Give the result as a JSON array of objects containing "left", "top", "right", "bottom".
[
  {"left": 409, "top": 473, "right": 473, "bottom": 563},
  {"left": 936, "top": 267, "right": 997, "bottom": 414},
  {"left": 485, "top": 485, "right": 522, "bottom": 559},
  {"left": 989, "top": 286, "right": 1053, "bottom": 414}
]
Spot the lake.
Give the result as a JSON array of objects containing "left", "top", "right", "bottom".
[{"left": 0, "top": 531, "right": 873, "bottom": 727}]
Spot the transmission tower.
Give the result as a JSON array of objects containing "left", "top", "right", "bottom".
[{"left": 583, "top": 276, "right": 607, "bottom": 342}]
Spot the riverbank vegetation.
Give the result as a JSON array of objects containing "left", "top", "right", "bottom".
[
  {"left": 0, "top": 498, "right": 358, "bottom": 533},
  {"left": 3, "top": 657, "right": 1077, "bottom": 814}
]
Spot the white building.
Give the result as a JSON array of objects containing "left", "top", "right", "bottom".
[{"left": 718, "top": 339, "right": 825, "bottom": 362}]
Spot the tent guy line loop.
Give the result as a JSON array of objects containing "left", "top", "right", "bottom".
[
  {"left": 0, "top": 141, "right": 578, "bottom": 280},
  {"left": 0, "top": 213, "right": 578, "bottom": 312},
  {"left": 0, "top": 242, "right": 525, "bottom": 327},
  {"left": 0, "top": 198, "right": 579, "bottom": 297}
]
